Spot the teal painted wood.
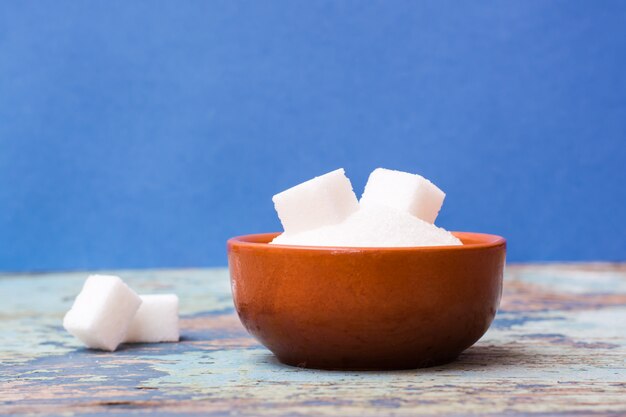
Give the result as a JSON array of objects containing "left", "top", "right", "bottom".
[{"left": 1, "top": 265, "right": 625, "bottom": 416}]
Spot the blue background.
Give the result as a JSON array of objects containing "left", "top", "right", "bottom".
[{"left": 1, "top": 1, "right": 625, "bottom": 272}]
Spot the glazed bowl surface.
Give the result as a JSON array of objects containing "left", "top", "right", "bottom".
[{"left": 227, "top": 232, "right": 506, "bottom": 370}]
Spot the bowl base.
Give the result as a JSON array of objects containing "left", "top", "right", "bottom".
[{"left": 275, "top": 353, "right": 460, "bottom": 371}]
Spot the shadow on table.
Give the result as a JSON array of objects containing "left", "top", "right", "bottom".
[
  {"left": 446, "top": 343, "right": 542, "bottom": 370},
  {"left": 256, "top": 343, "right": 542, "bottom": 373}
]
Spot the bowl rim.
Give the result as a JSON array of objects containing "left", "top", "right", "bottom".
[{"left": 228, "top": 231, "right": 506, "bottom": 253}]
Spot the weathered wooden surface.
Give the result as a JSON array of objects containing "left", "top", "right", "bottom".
[{"left": 1, "top": 264, "right": 625, "bottom": 416}]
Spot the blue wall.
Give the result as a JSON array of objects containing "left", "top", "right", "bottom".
[{"left": 1, "top": 1, "right": 625, "bottom": 271}]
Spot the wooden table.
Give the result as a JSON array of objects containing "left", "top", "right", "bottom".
[{"left": 1, "top": 264, "right": 625, "bottom": 416}]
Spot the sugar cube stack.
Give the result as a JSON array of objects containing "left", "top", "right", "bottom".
[
  {"left": 63, "top": 275, "right": 142, "bottom": 352},
  {"left": 270, "top": 167, "right": 461, "bottom": 247},
  {"left": 125, "top": 295, "right": 180, "bottom": 343},
  {"left": 272, "top": 168, "right": 359, "bottom": 236},
  {"left": 63, "top": 275, "right": 180, "bottom": 351}
]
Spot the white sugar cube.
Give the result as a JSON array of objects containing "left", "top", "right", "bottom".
[
  {"left": 272, "top": 168, "right": 359, "bottom": 234},
  {"left": 360, "top": 168, "right": 446, "bottom": 224},
  {"left": 271, "top": 205, "right": 461, "bottom": 247},
  {"left": 63, "top": 275, "right": 142, "bottom": 351},
  {"left": 124, "top": 294, "right": 180, "bottom": 343}
]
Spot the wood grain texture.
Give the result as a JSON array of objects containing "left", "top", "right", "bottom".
[{"left": 1, "top": 264, "right": 625, "bottom": 416}]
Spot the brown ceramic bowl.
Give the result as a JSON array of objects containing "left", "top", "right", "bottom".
[{"left": 227, "top": 232, "right": 506, "bottom": 370}]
